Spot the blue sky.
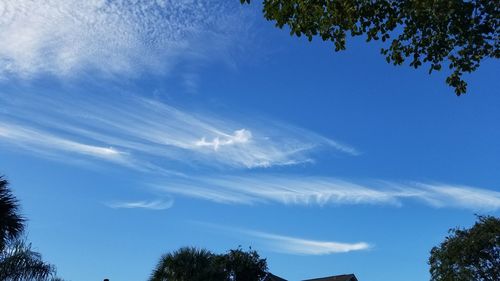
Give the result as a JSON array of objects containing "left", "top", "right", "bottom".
[{"left": 0, "top": 1, "right": 499, "bottom": 281}]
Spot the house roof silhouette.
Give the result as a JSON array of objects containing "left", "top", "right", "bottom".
[
  {"left": 266, "top": 273, "right": 358, "bottom": 281},
  {"left": 303, "top": 274, "right": 358, "bottom": 281},
  {"left": 264, "top": 273, "right": 288, "bottom": 281}
]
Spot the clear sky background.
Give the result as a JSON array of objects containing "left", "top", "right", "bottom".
[{"left": 0, "top": 1, "right": 499, "bottom": 281}]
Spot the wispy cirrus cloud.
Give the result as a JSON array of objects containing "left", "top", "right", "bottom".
[
  {"left": 197, "top": 223, "right": 371, "bottom": 255},
  {"left": 0, "top": 122, "right": 128, "bottom": 163},
  {"left": 0, "top": 121, "right": 182, "bottom": 175},
  {"left": 195, "top": 129, "right": 252, "bottom": 151},
  {"left": 0, "top": 91, "right": 356, "bottom": 171},
  {"left": 246, "top": 230, "right": 371, "bottom": 255},
  {"left": 157, "top": 175, "right": 500, "bottom": 211},
  {"left": 159, "top": 176, "right": 395, "bottom": 205},
  {"left": 106, "top": 199, "right": 174, "bottom": 210},
  {"left": 413, "top": 183, "right": 500, "bottom": 210},
  {"left": 2, "top": 91, "right": 496, "bottom": 212},
  {"left": 0, "top": 0, "right": 249, "bottom": 79}
]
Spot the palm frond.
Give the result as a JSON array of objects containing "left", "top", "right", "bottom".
[
  {"left": 0, "top": 238, "right": 55, "bottom": 281},
  {"left": 0, "top": 176, "right": 25, "bottom": 251}
]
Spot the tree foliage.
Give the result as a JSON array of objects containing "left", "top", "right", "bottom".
[
  {"left": 149, "top": 246, "right": 268, "bottom": 281},
  {"left": 429, "top": 216, "right": 500, "bottom": 281},
  {"left": 0, "top": 176, "right": 25, "bottom": 251},
  {"left": 0, "top": 238, "right": 55, "bottom": 281},
  {"left": 0, "top": 175, "right": 57, "bottom": 281},
  {"left": 150, "top": 247, "right": 225, "bottom": 281},
  {"left": 241, "top": 0, "right": 499, "bottom": 95},
  {"left": 222, "top": 248, "right": 268, "bottom": 281}
]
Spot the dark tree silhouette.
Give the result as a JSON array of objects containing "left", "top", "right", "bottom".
[
  {"left": 0, "top": 238, "right": 55, "bottom": 281},
  {"left": 241, "top": 0, "right": 499, "bottom": 96},
  {"left": 429, "top": 216, "right": 500, "bottom": 281},
  {"left": 0, "top": 176, "right": 25, "bottom": 251},
  {"left": 221, "top": 247, "right": 268, "bottom": 281},
  {"left": 150, "top": 247, "right": 225, "bottom": 281},
  {"left": 149, "top": 247, "right": 268, "bottom": 281},
  {"left": 0, "top": 175, "right": 56, "bottom": 280}
]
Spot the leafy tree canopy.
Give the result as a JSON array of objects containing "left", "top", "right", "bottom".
[
  {"left": 241, "top": 0, "right": 499, "bottom": 95},
  {"left": 150, "top": 246, "right": 268, "bottom": 281},
  {"left": 221, "top": 247, "right": 268, "bottom": 281},
  {"left": 429, "top": 215, "right": 500, "bottom": 281}
]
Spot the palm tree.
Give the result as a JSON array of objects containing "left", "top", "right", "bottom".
[
  {"left": 150, "top": 247, "right": 225, "bottom": 281},
  {"left": 0, "top": 175, "right": 56, "bottom": 280},
  {"left": 0, "top": 238, "right": 55, "bottom": 281},
  {"left": 150, "top": 247, "right": 269, "bottom": 281},
  {"left": 0, "top": 176, "right": 25, "bottom": 251}
]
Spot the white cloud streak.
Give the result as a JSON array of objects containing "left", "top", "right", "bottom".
[
  {"left": 157, "top": 176, "right": 500, "bottom": 211},
  {"left": 1, "top": 93, "right": 495, "bottom": 212},
  {"left": 195, "top": 129, "right": 252, "bottom": 151},
  {"left": 413, "top": 183, "right": 500, "bottom": 211},
  {"left": 197, "top": 223, "right": 371, "bottom": 255},
  {"left": 0, "top": 0, "right": 247, "bottom": 79},
  {"left": 0, "top": 92, "right": 356, "bottom": 170},
  {"left": 106, "top": 198, "right": 174, "bottom": 210},
  {"left": 246, "top": 230, "right": 371, "bottom": 255},
  {"left": 0, "top": 122, "right": 128, "bottom": 163}
]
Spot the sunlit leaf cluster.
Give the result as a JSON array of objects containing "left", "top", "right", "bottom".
[{"left": 242, "top": 0, "right": 499, "bottom": 95}]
